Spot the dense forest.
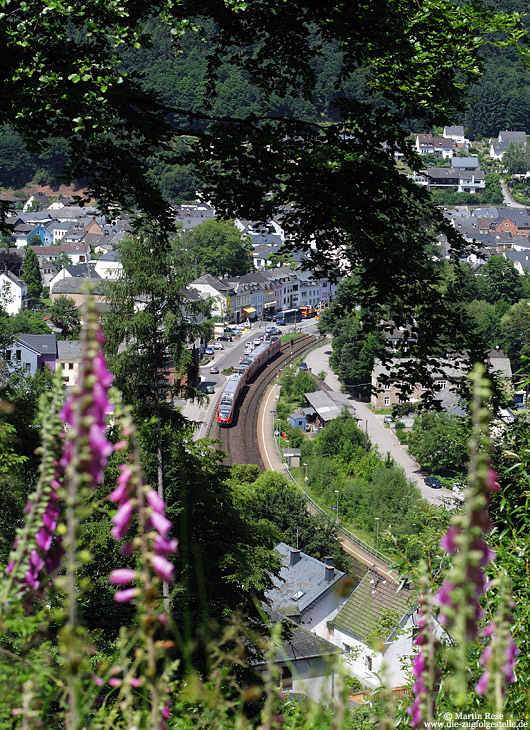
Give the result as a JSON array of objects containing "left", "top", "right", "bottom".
[{"left": 1, "top": 1, "right": 529, "bottom": 196}]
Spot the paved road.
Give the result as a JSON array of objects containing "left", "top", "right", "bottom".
[
  {"left": 500, "top": 178, "right": 526, "bottom": 209},
  {"left": 303, "top": 344, "right": 455, "bottom": 508}
]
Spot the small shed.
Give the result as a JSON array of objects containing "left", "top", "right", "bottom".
[
  {"left": 288, "top": 414, "right": 307, "bottom": 432},
  {"left": 283, "top": 448, "right": 301, "bottom": 468}
]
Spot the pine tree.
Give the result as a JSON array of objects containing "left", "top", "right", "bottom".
[{"left": 21, "top": 248, "right": 42, "bottom": 302}]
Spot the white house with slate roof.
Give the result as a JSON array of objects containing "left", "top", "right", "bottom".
[
  {"left": 94, "top": 249, "right": 122, "bottom": 280},
  {"left": 490, "top": 131, "right": 527, "bottom": 160},
  {"left": 56, "top": 340, "right": 82, "bottom": 387},
  {"left": 443, "top": 126, "right": 468, "bottom": 146},
  {"left": 0, "top": 271, "right": 27, "bottom": 315},
  {"left": 253, "top": 616, "right": 341, "bottom": 703},
  {"left": 326, "top": 569, "right": 422, "bottom": 689},
  {"left": 189, "top": 274, "right": 233, "bottom": 318},
  {"left": 265, "top": 544, "right": 351, "bottom": 637}
]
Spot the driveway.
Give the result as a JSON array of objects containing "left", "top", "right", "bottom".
[{"left": 500, "top": 178, "right": 526, "bottom": 208}]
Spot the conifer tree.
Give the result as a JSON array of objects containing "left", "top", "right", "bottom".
[{"left": 21, "top": 248, "right": 42, "bottom": 302}]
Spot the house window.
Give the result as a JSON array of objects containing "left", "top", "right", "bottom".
[
  {"left": 15, "top": 349, "right": 21, "bottom": 360},
  {"left": 365, "top": 656, "right": 373, "bottom": 671},
  {"left": 342, "top": 643, "right": 351, "bottom": 654},
  {"left": 384, "top": 383, "right": 391, "bottom": 390},
  {"left": 438, "top": 380, "right": 447, "bottom": 390},
  {"left": 5, "top": 350, "right": 11, "bottom": 362},
  {"left": 384, "top": 396, "right": 390, "bottom": 406},
  {"left": 69, "top": 363, "right": 74, "bottom": 370},
  {"left": 281, "top": 666, "right": 292, "bottom": 689},
  {"left": 25, "top": 363, "right": 31, "bottom": 371}
]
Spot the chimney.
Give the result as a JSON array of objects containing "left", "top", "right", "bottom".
[
  {"left": 290, "top": 549, "right": 301, "bottom": 566},
  {"left": 325, "top": 565, "right": 335, "bottom": 582},
  {"left": 324, "top": 556, "right": 334, "bottom": 567}
]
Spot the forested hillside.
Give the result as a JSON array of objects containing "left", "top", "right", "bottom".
[{"left": 2, "top": 0, "right": 528, "bottom": 196}]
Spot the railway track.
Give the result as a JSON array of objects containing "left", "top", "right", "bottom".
[{"left": 210, "top": 334, "right": 314, "bottom": 466}]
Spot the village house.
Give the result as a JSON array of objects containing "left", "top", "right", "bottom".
[
  {"left": 93, "top": 249, "right": 122, "bottom": 280},
  {"left": 326, "top": 569, "right": 420, "bottom": 689},
  {"left": 48, "top": 263, "right": 101, "bottom": 292},
  {"left": 50, "top": 277, "right": 106, "bottom": 309},
  {"left": 414, "top": 167, "right": 485, "bottom": 194},
  {"left": 56, "top": 340, "right": 82, "bottom": 388},
  {"left": 0, "top": 271, "right": 28, "bottom": 315},
  {"left": 253, "top": 616, "right": 341, "bottom": 703},
  {"left": 28, "top": 242, "right": 91, "bottom": 266},
  {"left": 490, "top": 210, "right": 530, "bottom": 237},
  {"left": 4, "top": 334, "right": 57, "bottom": 376},
  {"left": 188, "top": 274, "right": 233, "bottom": 319},
  {"left": 443, "top": 125, "right": 468, "bottom": 146},
  {"left": 489, "top": 130, "right": 527, "bottom": 160},
  {"left": 371, "top": 354, "right": 512, "bottom": 410},
  {"left": 265, "top": 544, "right": 350, "bottom": 635},
  {"left": 414, "top": 134, "right": 454, "bottom": 158}
]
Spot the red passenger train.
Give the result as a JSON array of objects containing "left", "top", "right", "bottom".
[{"left": 217, "top": 338, "right": 281, "bottom": 425}]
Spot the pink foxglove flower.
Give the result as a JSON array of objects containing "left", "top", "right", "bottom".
[
  {"left": 109, "top": 569, "right": 137, "bottom": 585},
  {"left": 151, "top": 555, "right": 174, "bottom": 583},
  {"left": 146, "top": 489, "right": 165, "bottom": 513},
  {"left": 114, "top": 588, "right": 139, "bottom": 603}
]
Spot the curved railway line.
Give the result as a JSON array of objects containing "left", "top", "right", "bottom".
[
  {"left": 210, "top": 335, "right": 314, "bottom": 466},
  {"left": 209, "top": 334, "right": 397, "bottom": 575}
]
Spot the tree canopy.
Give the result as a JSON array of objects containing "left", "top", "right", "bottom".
[
  {"left": 21, "top": 248, "right": 42, "bottom": 302},
  {"left": 48, "top": 296, "right": 81, "bottom": 338},
  {"left": 182, "top": 219, "right": 252, "bottom": 278}
]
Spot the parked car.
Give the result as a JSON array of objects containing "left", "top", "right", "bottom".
[
  {"left": 299, "top": 362, "right": 308, "bottom": 371},
  {"left": 209, "top": 365, "right": 219, "bottom": 374},
  {"left": 217, "top": 334, "right": 233, "bottom": 342},
  {"left": 204, "top": 346, "right": 214, "bottom": 355},
  {"left": 424, "top": 476, "right": 442, "bottom": 489},
  {"left": 205, "top": 385, "right": 215, "bottom": 394},
  {"left": 383, "top": 415, "right": 393, "bottom": 424},
  {"left": 212, "top": 342, "right": 224, "bottom": 350}
]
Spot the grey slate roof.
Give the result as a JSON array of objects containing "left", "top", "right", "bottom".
[
  {"left": 452, "top": 157, "right": 479, "bottom": 169},
  {"left": 254, "top": 616, "right": 341, "bottom": 667},
  {"left": 190, "top": 273, "right": 233, "bottom": 293},
  {"left": 265, "top": 543, "right": 346, "bottom": 615},
  {"left": 0, "top": 270, "right": 25, "bottom": 288},
  {"left": 472, "top": 207, "right": 501, "bottom": 219},
  {"left": 444, "top": 126, "right": 465, "bottom": 137},
  {"left": 333, "top": 569, "right": 414, "bottom": 644},
  {"left": 499, "top": 131, "right": 527, "bottom": 144},
  {"left": 17, "top": 334, "right": 56, "bottom": 355},
  {"left": 51, "top": 278, "right": 102, "bottom": 294},
  {"left": 426, "top": 167, "right": 484, "bottom": 180},
  {"left": 503, "top": 250, "right": 530, "bottom": 272},
  {"left": 56, "top": 340, "right": 82, "bottom": 360},
  {"left": 303, "top": 390, "right": 359, "bottom": 423},
  {"left": 493, "top": 210, "right": 530, "bottom": 228},
  {"left": 64, "top": 264, "right": 101, "bottom": 279},
  {"left": 97, "top": 249, "right": 120, "bottom": 261}
]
